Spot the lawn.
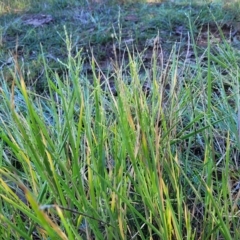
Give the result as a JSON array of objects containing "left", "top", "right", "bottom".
[{"left": 1, "top": 0, "right": 240, "bottom": 239}]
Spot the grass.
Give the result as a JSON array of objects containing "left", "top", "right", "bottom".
[{"left": 1, "top": 0, "right": 240, "bottom": 239}]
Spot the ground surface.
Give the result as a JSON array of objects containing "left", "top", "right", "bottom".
[{"left": 1, "top": 1, "right": 240, "bottom": 91}]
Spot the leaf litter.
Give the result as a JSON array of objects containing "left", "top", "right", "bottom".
[{"left": 22, "top": 14, "right": 53, "bottom": 27}]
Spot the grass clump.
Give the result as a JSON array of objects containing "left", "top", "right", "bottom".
[
  {"left": 1, "top": 27, "right": 240, "bottom": 239},
  {"left": 1, "top": 0, "right": 240, "bottom": 239}
]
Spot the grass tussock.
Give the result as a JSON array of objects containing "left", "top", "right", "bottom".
[
  {"left": 1, "top": 0, "right": 240, "bottom": 239},
  {"left": 1, "top": 31, "right": 240, "bottom": 239}
]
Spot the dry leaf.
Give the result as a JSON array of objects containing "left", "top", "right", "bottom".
[{"left": 23, "top": 14, "right": 53, "bottom": 27}]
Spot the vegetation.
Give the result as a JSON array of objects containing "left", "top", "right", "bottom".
[{"left": 1, "top": 0, "right": 240, "bottom": 239}]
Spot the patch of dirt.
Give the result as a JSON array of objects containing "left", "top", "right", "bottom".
[{"left": 196, "top": 22, "right": 233, "bottom": 47}]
